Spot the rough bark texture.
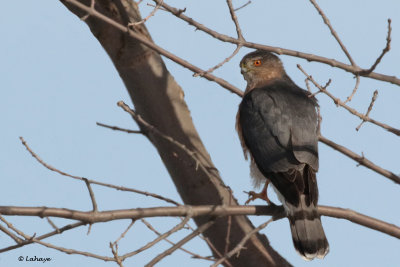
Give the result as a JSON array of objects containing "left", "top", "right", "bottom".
[{"left": 60, "top": 0, "right": 291, "bottom": 266}]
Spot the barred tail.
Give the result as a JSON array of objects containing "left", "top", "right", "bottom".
[{"left": 287, "top": 195, "right": 329, "bottom": 260}]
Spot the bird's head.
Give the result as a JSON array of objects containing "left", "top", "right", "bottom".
[{"left": 240, "top": 50, "right": 285, "bottom": 92}]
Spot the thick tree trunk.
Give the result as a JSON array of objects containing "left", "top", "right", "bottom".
[{"left": 60, "top": 0, "right": 291, "bottom": 266}]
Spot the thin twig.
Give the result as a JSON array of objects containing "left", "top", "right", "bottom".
[
  {"left": 191, "top": 0, "right": 245, "bottom": 77},
  {"left": 0, "top": 224, "right": 23, "bottom": 244},
  {"left": 0, "top": 215, "right": 114, "bottom": 261},
  {"left": 309, "top": 0, "right": 356, "bottom": 66},
  {"left": 319, "top": 135, "right": 400, "bottom": 184},
  {"left": 145, "top": 220, "right": 216, "bottom": 266},
  {"left": 356, "top": 90, "right": 379, "bottom": 131},
  {"left": 141, "top": 218, "right": 215, "bottom": 262},
  {"left": 153, "top": 0, "right": 400, "bottom": 86},
  {"left": 194, "top": 45, "right": 242, "bottom": 77},
  {"left": 129, "top": 0, "right": 163, "bottom": 26},
  {"left": 19, "top": 137, "right": 180, "bottom": 206},
  {"left": 309, "top": 78, "right": 331, "bottom": 98},
  {"left": 96, "top": 122, "right": 142, "bottom": 134},
  {"left": 83, "top": 178, "right": 98, "bottom": 212},
  {"left": 117, "top": 101, "right": 211, "bottom": 176},
  {"left": 226, "top": 0, "right": 244, "bottom": 41},
  {"left": 360, "top": 19, "right": 392, "bottom": 75},
  {"left": 121, "top": 215, "right": 192, "bottom": 260},
  {"left": 110, "top": 243, "right": 124, "bottom": 267},
  {"left": 0, "top": 215, "right": 29, "bottom": 239},
  {"left": 234, "top": 0, "right": 251, "bottom": 11},
  {"left": 344, "top": 75, "right": 360, "bottom": 103},
  {"left": 46, "top": 217, "right": 60, "bottom": 233},
  {"left": 305, "top": 78, "right": 312, "bottom": 93},
  {"left": 0, "top": 221, "right": 86, "bottom": 253},
  {"left": 66, "top": 0, "right": 243, "bottom": 96},
  {"left": 113, "top": 219, "right": 136, "bottom": 246},
  {"left": 185, "top": 222, "right": 233, "bottom": 267},
  {"left": 297, "top": 65, "right": 400, "bottom": 136},
  {"left": 80, "top": 0, "right": 95, "bottom": 21},
  {"left": 211, "top": 218, "right": 274, "bottom": 267}
]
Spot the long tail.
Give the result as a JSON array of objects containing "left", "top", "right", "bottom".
[{"left": 287, "top": 195, "right": 329, "bottom": 260}]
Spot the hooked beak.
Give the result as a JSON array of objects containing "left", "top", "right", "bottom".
[{"left": 240, "top": 63, "right": 249, "bottom": 75}]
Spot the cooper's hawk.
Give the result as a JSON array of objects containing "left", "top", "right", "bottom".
[{"left": 236, "top": 50, "right": 329, "bottom": 260}]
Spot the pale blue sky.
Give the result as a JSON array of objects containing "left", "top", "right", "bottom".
[{"left": 1, "top": 1, "right": 399, "bottom": 266}]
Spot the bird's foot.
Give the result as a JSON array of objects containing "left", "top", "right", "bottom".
[{"left": 244, "top": 190, "right": 272, "bottom": 205}]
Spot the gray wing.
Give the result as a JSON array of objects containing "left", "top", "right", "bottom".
[{"left": 239, "top": 83, "right": 319, "bottom": 173}]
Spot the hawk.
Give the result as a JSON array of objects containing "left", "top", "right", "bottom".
[{"left": 236, "top": 50, "right": 329, "bottom": 260}]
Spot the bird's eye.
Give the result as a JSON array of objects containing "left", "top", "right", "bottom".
[{"left": 253, "top": 60, "right": 261, "bottom": 66}]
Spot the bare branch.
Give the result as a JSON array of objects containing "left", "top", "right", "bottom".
[
  {"left": 141, "top": 218, "right": 215, "bottom": 262},
  {"left": 121, "top": 215, "right": 192, "bottom": 260},
  {"left": 309, "top": 0, "right": 356, "bottom": 66},
  {"left": 319, "top": 206, "right": 400, "bottom": 239},
  {"left": 297, "top": 65, "right": 400, "bottom": 136},
  {"left": 110, "top": 243, "right": 124, "bottom": 267},
  {"left": 112, "top": 219, "right": 136, "bottom": 246},
  {"left": 344, "top": 75, "right": 360, "bottom": 103},
  {"left": 145, "top": 220, "right": 216, "bottom": 266},
  {"left": 46, "top": 217, "right": 60, "bottom": 233},
  {"left": 65, "top": 0, "right": 243, "bottom": 96},
  {"left": 226, "top": 0, "right": 244, "bottom": 41},
  {"left": 96, "top": 122, "right": 142, "bottom": 134},
  {"left": 194, "top": 45, "right": 241, "bottom": 77},
  {"left": 234, "top": 1, "right": 252, "bottom": 12},
  {"left": 305, "top": 77, "right": 312, "bottom": 93},
  {"left": 192, "top": 0, "right": 245, "bottom": 78},
  {"left": 1, "top": 205, "right": 399, "bottom": 238},
  {"left": 83, "top": 178, "right": 98, "bottom": 212},
  {"left": 129, "top": 0, "right": 163, "bottom": 26},
  {"left": 31, "top": 238, "right": 114, "bottom": 261},
  {"left": 0, "top": 215, "right": 114, "bottom": 261},
  {"left": 0, "top": 221, "right": 86, "bottom": 253},
  {"left": 319, "top": 135, "right": 400, "bottom": 184},
  {"left": 360, "top": 19, "right": 392, "bottom": 75},
  {"left": 0, "top": 215, "right": 29, "bottom": 239},
  {"left": 117, "top": 101, "right": 211, "bottom": 176},
  {"left": 0, "top": 224, "right": 23, "bottom": 244},
  {"left": 19, "top": 137, "right": 180, "bottom": 206},
  {"left": 356, "top": 90, "right": 379, "bottom": 131},
  {"left": 183, "top": 221, "right": 232, "bottom": 267},
  {"left": 80, "top": 0, "right": 94, "bottom": 21},
  {"left": 212, "top": 218, "right": 274, "bottom": 267},
  {"left": 154, "top": 0, "right": 400, "bottom": 86},
  {"left": 309, "top": 77, "right": 331, "bottom": 98}
]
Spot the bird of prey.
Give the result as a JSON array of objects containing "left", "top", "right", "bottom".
[{"left": 236, "top": 50, "right": 329, "bottom": 260}]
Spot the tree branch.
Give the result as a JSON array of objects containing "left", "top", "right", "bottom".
[
  {"left": 145, "top": 220, "right": 216, "bottom": 266},
  {"left": 309, "top": 0, "right": 356, "bottom": 66},
  {"left": 0, "top": 221, "right": 86, "bottom": 253},
  {"left": 319, "top": 135, "right": 400, "bottom": 184},
  {"left": 1, "top": 204, "right": 398, "bottom": 239},
  {"left": 298, "top": 65, "right": 400, "bottom": 136},
  {"left": 19, "top": 136, "right": 181, "bottom": 206},
  {"left": 63, "top": 0, "right": 243, "bottom": 96},
  {"left": 141, "top": 218, "right": 216, "bottom": 262},
  {"left": 154, "top": 0, "right": 400, "bottom": 86}
]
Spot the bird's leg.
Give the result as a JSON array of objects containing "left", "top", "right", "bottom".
[{"left": 245, "top": 179, "right": 272, "bottom": 205}]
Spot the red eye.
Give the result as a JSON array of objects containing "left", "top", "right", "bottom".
[{"left": 254, "top": 60, "right": 261, "bottom": 66}]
